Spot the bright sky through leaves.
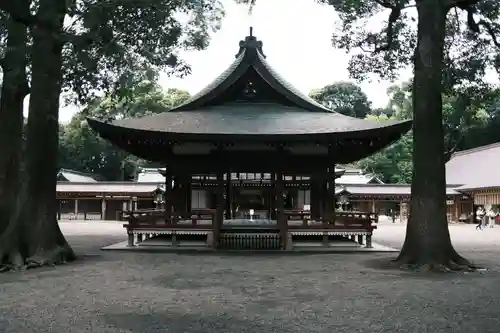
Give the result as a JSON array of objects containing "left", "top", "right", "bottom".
[{"left": 51, "top": 0, "right": 497, "bottom": 122}]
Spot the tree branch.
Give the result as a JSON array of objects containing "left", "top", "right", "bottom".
[
  {"left": 373, "top": 0, "right": 395, "bottom": 8},
  {"left": 0, "top": 2, "right": 50, "bottom": 30},
  {"left": 360, "top": 0, "right": 406, "bottom": 53},
  {"left": 0, "top": 3, "right": 102, "bottom": 48},
  {"left": 452, "top": 1, "right": 500, "bottom": 48},
  {"left": 477, "top": 19, "right": 500, "bottom": 48},
  {"left": 444, "top": 0, "right": 480, "bottom": 9},
  {"left": 444, "top": 135, "right": 463, "bottom": 163}
]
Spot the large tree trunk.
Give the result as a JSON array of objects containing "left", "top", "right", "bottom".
[
  {"left": 395, "top": 0, "right": 472, "bottom": 271},
  {"left": 20, "top": 0, "right": 75, "bottom": 266},
  {"left": 0, "top": 0, "right": 31, "bottom": 269}
]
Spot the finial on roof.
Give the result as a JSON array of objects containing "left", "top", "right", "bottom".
[{"left": 235, "top": 27, "right": 266, "bottom": 59}]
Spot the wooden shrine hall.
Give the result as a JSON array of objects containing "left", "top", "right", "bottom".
[{"left": 87, "top": 29, "right": 412, "bottom": 250}]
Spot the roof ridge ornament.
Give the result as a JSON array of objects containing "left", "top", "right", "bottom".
[{"left": 235, "top": 26, "right": 266, "bottom": 59}]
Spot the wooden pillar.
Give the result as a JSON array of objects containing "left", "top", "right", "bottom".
[
  {"left": 186, "top": 173, "right": 192, "bottom": 217},
  {"left": 471, "top": 201, "right": 476, "bottom": 224},
  {"left": 326, "top": 166, "right": 336, "bottom": 224},
  {"left": 332, "top": 164, "right": 336, "bottom": 221},
  {"left": 171, "top": 175, "right": 178, "bottom": 217},
  {"left": 318, "top": 176, "right": 324, "bottom": 220},
  {"left": 225, "top": 170, "right": 232, "bottom": 219},
  {"left": 321, "top": 169, "right": 330, "bottom": 221},
  {"left": 214, "top": 170, "right": 224, "bottom": 249},
  {"left": 270, "top": 172, "right": 276, "bottom": 219},
  {"left": 57, "top": 200, "right": 61, "bottom": 220},
  {"left": 101, "top": 198, "right": 107, "bottom": 220},
  {"left": 175, "top": 175, "right": 183, "bottom": 221},
  {"left": 276, "top": 170, "right": 287, "bottom": 249},
  {"left": 177, "top": 173, "right": 190, "bottom": 219},
  {"left": 127, "top": 230, "right": 134, "bottom": 247},
  {"left": 74, "top": 199, "right": 79, "bottom": 217},
  {"left": 310, "top": 173, "right": 321, "bottom": 221},
  {"left": 164, "top": 165, "right": 173, "bottom": 225},
  {"left": 400, "top": 201, "right": 408, "bottom": 222},
  {"left": 319, "top": 170, "right": 328, "bottom": 222},
  {"left": 451, "top": 198, "right": 460, "bottom": 223}
]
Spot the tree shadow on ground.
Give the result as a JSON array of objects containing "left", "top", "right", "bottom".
[
  {"left": 67, "top": 235, "right": 124, "bottom": 251},
  {"left": 101, "top": 311, "right": 283, "bottom": 333},
  {"left": 0, "top": 253, "right": 112, "bottom": 284},
  {"left": 159, "top": 250, "right": 389, "bottom": 258},
  {"left": 361, "top": 256, "right": 494, "bottom": 281},
  {"left": 173, "top": 251, "right": 334, "bottom": 258}
]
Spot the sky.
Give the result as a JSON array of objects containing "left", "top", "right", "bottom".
[{"left": 55, "top": 0, "right": 412, "bottom": 123}]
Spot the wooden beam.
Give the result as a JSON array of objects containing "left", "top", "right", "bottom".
[
  {"left": 225, "top": 168, "right": 232, "bottom": 219},
  {"left": 170, "top": 152, "right": 329, "bottom": 173},
  {"left": 326, "top": 166, "right": 336, "bottom": 223}
]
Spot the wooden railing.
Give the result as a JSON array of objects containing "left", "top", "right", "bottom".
[
  {"left": 283, "top": 210, "right": 377, "bottom": 229},
  {"left": 59, "top": 212, "right": 102, "bottom": 220},
  {"left": 122, "top": 209, "right": 378, "bottom": 249},
  {"left": 122, "top": 208, "right": 216, "bottom": 228},
  {"left": 122, "top": 208, "right": 377, "bottom": 231}
]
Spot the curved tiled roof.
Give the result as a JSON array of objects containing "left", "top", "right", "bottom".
[
  {"left": 88, "top": 31, "right": 412, "bottom": 138},
  {"left": 446, "top": 141, "right": 500, "bottom": 190},
  {"left": 174, "top": 51, "right": 248, "bottom": 110},
  {"left": 254, "top": 51, "right": 332, "bottom": 112},
  {"left": 89, "top": 103, "right": 410, "bottom": 135},
  {"left": 171, "top": 34, "right": 333, "bottom": 113},
  {"left": 57, "top": 169, "right": 99, "bottom": 182}
]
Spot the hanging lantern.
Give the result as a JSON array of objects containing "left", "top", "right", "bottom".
[{"left": 153, "top": 189, "right": 164, "bottom": 204}]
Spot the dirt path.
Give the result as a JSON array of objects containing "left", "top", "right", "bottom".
[{"left": 0, "top": 221, "right": 498, "bottom": 333}]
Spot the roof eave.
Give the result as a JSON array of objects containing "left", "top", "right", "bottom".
[{"left": 87, "top": 117, "right": 412, "bottom": 142}]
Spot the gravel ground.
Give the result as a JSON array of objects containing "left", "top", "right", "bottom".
[{"left": 1, "top": 220, "right": 500, "bottom": 333}]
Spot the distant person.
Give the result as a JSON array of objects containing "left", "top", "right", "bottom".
[
  {"left": 484, "top": 208, "right": 497, "bottom": 227},
  {"left": 476, "top": 207, "right": 485, "bottom": 230},
  {"left": 487, "top": 208, "right": 497, "bottom": 228}
]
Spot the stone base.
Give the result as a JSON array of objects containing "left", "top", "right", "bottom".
[{"left": 102, "top": 238, "right": 397, "bottom": 253}]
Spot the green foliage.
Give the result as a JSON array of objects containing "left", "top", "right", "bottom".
[
  {"left": 358, "top": 131, "right": 413, "bottom": 183},
  {"left": 309, "top": 81, "right": 372, "bottom": 118},
  {"left": 1, "top": 0, "right": 224, "bottom": 102},
  {"left": 319, "top": 0, "right": 500, "bottom": 88},
  {"left": 307, "top": 0, "right": 500, "bottom": 190},
  {"left": 357, "top": 109, "right": 413, "bottom": 184},
  {"left": 59, "top": 83, "right": 191, "bottom": 180},
  {"left": 59, "top": 0, "right": 224, "bottom": 104},
  {"left": 354, "top": 82, "right": 500, "bottom": 183},
  {"left": 81, "top": 83, "right": 191, "bottom": 120},
  {"left": 1, "top": 0, "right": 220, "bottom": 181}
]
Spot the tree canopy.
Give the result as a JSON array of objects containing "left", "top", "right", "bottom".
[
  {"left": 343, "top": 81, "right": 500, "bottom": 184},
  {"left": 60, "top": 84, "right": 191, "bottom": 180},
  {"left": 309, "top": 81, "right": 372, "bottom": 118}
]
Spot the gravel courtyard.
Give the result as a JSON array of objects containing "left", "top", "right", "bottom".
[{"left": 1, "top": 221, "right": 500, "bottom": 333}]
